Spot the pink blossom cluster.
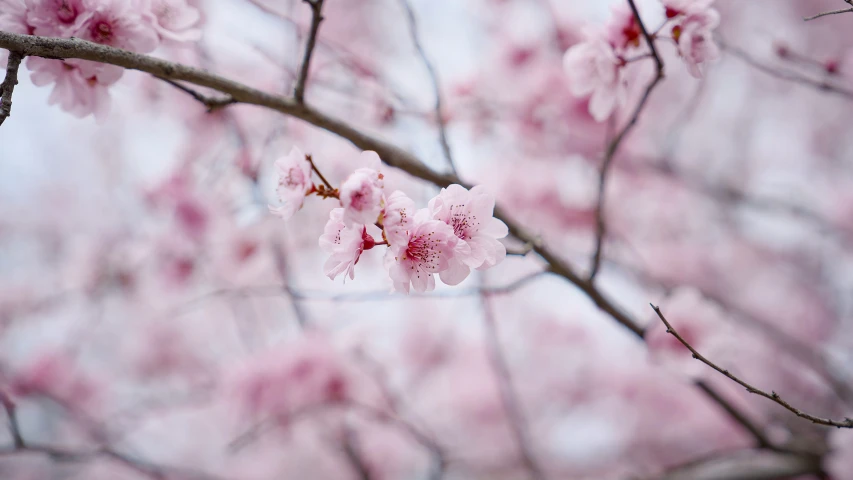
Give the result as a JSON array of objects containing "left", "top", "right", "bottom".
[
  {"left": 563, "top": 0, "right": 719, "bottom": 121},
  {"left": 0, "top": 0, "right": 201, "bottom": 120},
  {"left": 269, "top": 147, "right": 508, "bottom": 293}
]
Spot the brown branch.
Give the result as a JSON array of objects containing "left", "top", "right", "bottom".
[
  {"left": 804, "top": 1, "right": 853, "bottom": 22},
  {"left": 293, "top": 0, "right": 325, "bottom": 103},
  {"left": 719, "top": 38, "right": 853, "bottom": 99},
  {"left": 480, "top": 292, "right": 547, "bottom": 480},
  {"left": 651, "top": 303, "right": 853, "bottom": 428},
  {"left": 399, "top": 0, "right": 458, "bottom": 175},
  {"left": 0, "top": 30, "right": 645, "bottom": 339},
  {"left": 0, "top": 50, "right": 23, "bottom": 126},
  {"left": 588, "top": 0, "right": 665, "bottom": 282},
  {"left": 649, "top": 448, "right": 822, "bottom": 480}
]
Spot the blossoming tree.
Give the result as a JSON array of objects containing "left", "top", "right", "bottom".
[{"left": 2, "top": 0, "right": 853, "bottom": 479}]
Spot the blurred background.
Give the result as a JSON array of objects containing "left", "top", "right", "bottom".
[{"left": 2, "top": 0, "right": 853, "bottom": 478}]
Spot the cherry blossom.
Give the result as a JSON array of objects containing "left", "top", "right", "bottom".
[
  {"left": 136, "top": 0, "right": 202, "bottom": 42},
  {"left": 428, "top": 184, "right": 508, "bottom": 285},
  {"left": 0, "top": 0, "right": 30, "bottom": 35},
  {"left": 563, "top": 30, "right": 626, "bottom": 122},
  {"left": 666, "top": 0, "right": 720, "bottom": 78},
  {"left": 382, "top": 190, "right": 417, "bottom": 247},
  {"left": 339, "top": 151, "right": 384, "bottom": 226},
  {"left": 269, "top": 146, "right": 314, "bottom": 221},
  {"left": 27, "top": 57, "right": 120, "bottom": 121},
  {"left": 319, "top": 208, "right": 379, "bottom": 281},
  {"left": 25, "top": 0, "right": 90, "bottom": 37},
  {"left": 384, "top": 209, "right": 462, "bottom": 293},
  {"left": 76, "top": 0, "right": 158, "bottom": 52}
]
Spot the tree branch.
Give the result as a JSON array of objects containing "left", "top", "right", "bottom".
[
  {"left": 293, "top": 0, "right": 325, "bottom": 103},
  {"left": 651, "top": 303, "right": 853, "bottom": 428},
  {"left": 0, "top": 390, "right": 24, "bottom": 448},
  {"left": 804, "top": 0, "right": 853, "bottom": 22},
  {"left": 399, "top": 0, "right": 458, "bottom": 175},
  {"left": 159, "top": 77, "right": 235, "bottom": 111},
  {"left": 649, "top": 448, "right": 822, "bottom": 480},
  {"left": 589, "top": 0, "right": 665, "bottom": 282},
  {"left": 693, "top": 380, "right": 774, "bottom": 449},
  {"left": 0, "top": 30, "right": 645, "bottom": 339},
  {"left": 0, "top": 50, "right": 23, "bottom": 127}
]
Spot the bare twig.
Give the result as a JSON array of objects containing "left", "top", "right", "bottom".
[
  {"left": 0, "top": 30, "right": 645, "bottom": 338},
  {"left": 651, "top": 303, "right": 853, "bottom": 428},
  {"left": 399, "top": 0, "right": 458, "bottom": 175},
  {"left": 648, "top": 448, "right": 822, "bottom": 480},
  {"left": 719, "top": 39, "right": 853, "bottom": 99},
  {"left": 159, "top": 77, "right": 235, "bottom": 111},
  {"left": 306, "top": 153, "right": 334, "bottom": 191},
  {"left": 341, "top": 428, "right": 373, "bottom": 480},
  {"left": 480, "top": 292, "right": 546, "bottom": 480},
  {"left": 0, "top": 50, "right": 23, "bottom": 126},
  {"left": 293, "top": 0, "right": 325, "bottom": 102},
  {"left": 588, "top": 0, "right": 665, "bottom": 282},
  {"left": 804, "top": 6, "right": 853, "bottom": 21}
]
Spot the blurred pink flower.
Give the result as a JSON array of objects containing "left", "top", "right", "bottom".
[
  {"left": 563, "top": 32, "right": 626, "bottom": 122},
  {"left": 0, "top": 0, "right": 30, "bottom": 34},
  {"left": 319, "top": 208, "right": 378, "bottom": 281},
  {"left": 428, "top": 184, "right": 508, "bottom": 285},
  {"left": 137, "top": 0, "right": 202, "bottom": 42},
  {"left": 269, "top": 146, "right": 314, "bottom": 221},
  {"left": 384, "top": 209, "right": 462, "bottom": 293},
  {"left": 25, "top": 0, "right": 90, "bottom": 36},
  {"left": 340, "top": 151, "right": 384, "bottom": 226},
  {"left": 10, "top": 353, "right": 99, "bottom": 410},
  {"left": 28, "top": 57, "right": 120, "bottom": 121}
]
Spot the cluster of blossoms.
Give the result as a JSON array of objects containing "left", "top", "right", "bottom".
[
  {"left": 269, "top": 147, "right": 508, "bottom": 293},
  {"left": 0, "top": 0, "right": 201, "bottom": 120},
  {"left": 563, "top": 0, "right": 719, "bottom": 121}
]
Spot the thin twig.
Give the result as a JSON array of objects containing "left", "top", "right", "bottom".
[
  {"left": 804, "top": 7, "right": 853, "bottom": 21},
  {"left": 719, "top": 39, "right": 853, "bottom": 99},
  {"left": 306, "top": 153, "right": 334, "bottom": 190},
  {"left": 0, "top": 30, "right": 646, "bottom": 338},
  {"left": 588, "top": 0, "right": 665, "bottom": 282},
  {"left": 480, "top": 291, "right": 546, "bottom": 480},
  {"left": 651, "top": 303, "right": 853, "bottom": 429},
  {"left": 293, "top": 0, "right": 325, "bottom": 102},
  {"left": 0, "top": 50, "right": 24, "bottom": 127},
  {"left": 159, "top": 77, "right": 235, "bottom": 111},
  {"left": 399, "top": 0, "right": 458, "bottom": 175}
]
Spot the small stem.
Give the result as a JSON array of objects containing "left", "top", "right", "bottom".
[{"left": 306, "top": 154, "right": 334, "bottom": 190}]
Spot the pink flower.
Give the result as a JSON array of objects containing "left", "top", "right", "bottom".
[
  {"left": 384, "top": 209, "right": 461, "bottom": 293},
  {"left": 75, "top": 0, "right": 158, "bottom": 52},
  {"left": 268, "top": 146, "right": 314, "bottom": 221},
  {"left": 428, "top": 185, "right": 508, "bottom": 285},
  {"left": 319, "top": 208, "right": 379, "bottom": 281},
  {"left": 605, "top": 4, "right": 640, "bottom": 52},
  {"left": 28, "top": 57, "right": 120, "bottom": 121},
  {"left": 25, "top": 0, "right": 90, "bottom": 36},
  {"left": 0, "top": 0, "right": 30, "bottom": 35},
  {"left": 664, "top": 0, "right": 719, "bottom": 78},
  {"left": 340, "top": 151, "right": 384, "bottom": 226},
  {"left": 136, "top": 0, "right": 202, "bottom": 43},
  {"left": 383, "top": 190, "right": 416, "bottom": 247},
  {"left": 563, "top": 32, "right": 626, "bottom": 122}
]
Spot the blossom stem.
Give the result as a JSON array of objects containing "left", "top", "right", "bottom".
[{"left": 306, "top": 154, "right": 335, "bottom": 190}]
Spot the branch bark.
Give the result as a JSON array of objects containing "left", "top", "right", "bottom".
[
  {"left": 0, "top": 50, "right": 24, "bottom": 127},
  {"left": 293, "top": 0, "right": 325, "bottom": 103}
]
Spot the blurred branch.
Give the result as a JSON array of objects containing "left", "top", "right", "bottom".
[
  {"left": 648, "top": 448, "right": 822, "bottom": 480},
  {"left": 589, "top": 0, "right": 665, "bottom": 282},
  {"left": 293, "top": 0, "right": 325, "bottom": 102},
  {"left": 341, "top": 428, "right": 373, "bottom": 480},
  {"left": 399, "top": 0, "right": 458, "bottom": 175},
  {"left": 651, "top": 303, "right": 853, "bottom": 428},
  {"left": 693, "top": 380, "right": 773, "bottom": 449},
  {"left": 0, "top": 390, "right": 24, "bottom": 448},
  {"left": 0, "top": 50, "right": 23, "bottom": 127},
  {"left": 0, "top": 30, "right": 645, "bottom": 339},
  {"left": 480, "top": 292, "right": 546, "bottom": 480},
  {"left": 719, "top": 38, "right": 853, "bottom": 99},
  {"left": 804, "top": 0, "right": 853, "bottom": 21}
]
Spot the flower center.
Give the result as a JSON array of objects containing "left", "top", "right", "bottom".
[
  {"left": 57, "top": 1, "right": 76, "bottom": 23},
  {"left": 406, "top": 233, "right": 440, "bottom": 269},
  {"left": 91, "top": 21, "right": 114, "bottom": 44},
  {"left": 283, "top": 167, "right": 304, "bottom": 188}
]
